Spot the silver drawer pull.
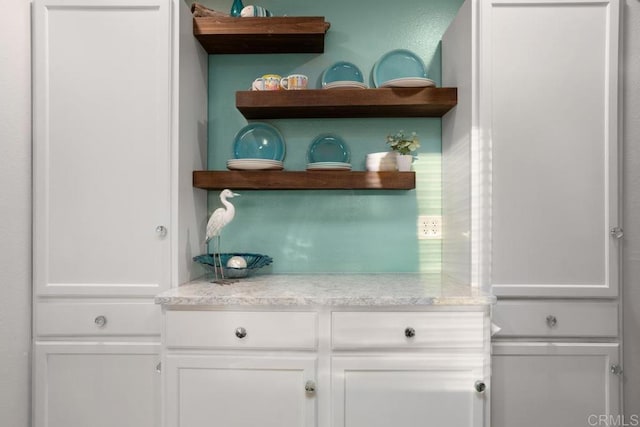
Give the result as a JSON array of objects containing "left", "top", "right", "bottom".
[
  {"left": 235, "top": 327, "right": 247, "bottom": 339},
  {"left": 94, "top": 315, "right": 107, "bottom": 328},
  {"left": 474, "top": 380, "right": 486, "bottom": 393},
  {"left": 305, "top": 380, "right": 316, "bottom": 394},
  {"left": 610, "top": 364, "right": 623, "bottom": 376},
  {"left": 546, "top": 315, "right": 558, "bottom": 328},
  {"left": 610, "top": 227, "right": 624, "bottom": 239},
  {"left": 404, "top": 327, "right": 416, "bottom": 338},
  {"left": 155, "top": 225, "right": 168, "bottom": 238}
]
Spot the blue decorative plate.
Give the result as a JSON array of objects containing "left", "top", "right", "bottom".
[
  {"left": 372, "top": 49, "right": 428, "bottom": 88},
  {"left": 307, "top": 134, "right": 350, "bottom": 163},
  {"left": 321, "top": 61, "right": 364, "bottom": 87},
  {"left": 233, "top": 123, "right": 285, "bottom": 161}
]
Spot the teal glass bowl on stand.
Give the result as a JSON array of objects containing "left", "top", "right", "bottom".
[
  {"left": 230, "top": 0, "right": 244, "bottom": 17},
  {"left": 194, "top": 253, "right": 273, "bottom": 278}
]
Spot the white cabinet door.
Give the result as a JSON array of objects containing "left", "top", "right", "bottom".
[
  {"left": 165, "top": 355, "right": 317, "bottom": 427},
  {"left": 483, "top": 0, "right": 621, "bottom": 297},
  {"left": 34, "top": 342, "right": 161, "bottom": 427},
  {"left": 492, "top": 342, "right": 621, "bottom": 427},
  {"left": 332, "top": 356, "right": 485, "bottom": 427},
  {"left": 32, "top": 0, "right": 172, "bottom": 297}
]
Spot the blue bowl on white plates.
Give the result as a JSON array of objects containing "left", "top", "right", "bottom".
[
  {"left": 372, "top": 49, "right": 430, "bottom": 87},
  {"left": 321, "top": 61, "right": 366, "bottom": 89},
  {"left": 233, "top": 122, "right": 285, "bottom": 161},
  {"left": 307, "top": 134, "right": 351, "bottom": 163}
]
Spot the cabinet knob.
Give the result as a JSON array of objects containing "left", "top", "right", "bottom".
[
  {"left": 474, "top": 380, "right": 486, "bottom": 393},
  {"left": 94, "top": 315, "right": 107, "bottom": 328},
  {"left": 610, "top": 364, "right": 623, "bottom": 376},
  {"left": 404, "top": 327, "right": 416, "bottom": 338},
  {"left": 155, "top": 362, "right": 162, "bottom": 373},
  {"left": 235, "top": 327, "right": 247, "bottom": 339},
  {"left": 155, "top": 225, "right": 168, "bottom": 238},
  {"left": 305, "top": 380, "right": 316, "bottom": 394},
  {"left": 546, "top": 315, "right": 558, "bottom": 328},
  {"left": 610, "top": 227, "right": 624, "bottom": 239}
]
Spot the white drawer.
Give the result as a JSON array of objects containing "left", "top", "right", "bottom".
[
  {"left": 165, "top": 310, "right": 317, "bottom": 350},
  {"left": 36, "top": 301, "right": 161, "bottom": 337},
  {"left": 331, "top": 311, "right": 485, "bottom": 349},
  {"left": 492, "top": 301, "right": 619, "bottom": 337}
]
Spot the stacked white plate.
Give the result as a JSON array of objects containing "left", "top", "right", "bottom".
[
  {"left": 379, "top": 77, "right": 435, "bottom": 88},
  {"left": 366, "top": 152, "right": 397, "bottom": 171},
  {"left": 227, "top": 159, "right": 284, "bottom": 170},
  {"left": 323, "top": 81, "right": 368, "bottom": 90},
  {"left": 306, "top": 162, "right": 352, "bottom": 171}
]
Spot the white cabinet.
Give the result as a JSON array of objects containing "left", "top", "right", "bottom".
[
  {"left": 163, "top": 310, "right": 319, "bottom": 427},
  {"left": 32, "top": 302, "right": 162, "bottom": 427},
  {"left": 491, "top": 302, "right": 621, "bottom": 426},
  {"left": 32, "top": 0, "right": 207, "bottom": 297},
  {"left": 484, "top": 0, "right": 621, "bottom": 298},
  {"left": 33, "top": 0, "right": 172, "bottom": 297},
  {"left": 164, "top": 355, "right": 317, "bottom": 427},
  {"left": 442, "top": 0, "right": 623, "bottom": 423},
  {"left": 442, "top": 0, "right": 621, "bottom": 298},
  {"left": 332, "top": 356, "right": 484, "bottom": 427},
  {"left": 31, "top": 0, "right": 207, "bottom": 425},
  {"left": 162, "top": 307, "right": 490, "bottom": 427},
  {"left": 492, "top": 342, "right": 621, "bottom": 427},
  {"left": 330, "top": 311, "right": 487, "bottom": 427},
  {"left": 33, "top": 342, "right": 161, "bottom": 427}
]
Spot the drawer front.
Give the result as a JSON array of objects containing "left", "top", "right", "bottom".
[
  {"left": 332, "top": 312, "right": 485, "bottom": 349},
  {"left": 36, "top": 301, "right": 161, "bottom": 337},
  {"left": 492, "top": 301, "right": 619, "bottom": 338},
  {"left": 165, "top": 311, "right": 317, "bottom": 350}
]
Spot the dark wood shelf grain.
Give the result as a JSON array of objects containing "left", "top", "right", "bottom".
[
  {"left": 193, "top": 16, "right": 330, "bottom": 54},
  {"left": 193, "top": 171, "right": 416, "bottom": 190},
  {"left": 235, "top": 87, "right": 457, "bottom": 118}
]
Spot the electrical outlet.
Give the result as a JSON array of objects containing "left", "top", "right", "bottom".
[{"left": 418, "top": 215, "right": 442, "bottom": 240}]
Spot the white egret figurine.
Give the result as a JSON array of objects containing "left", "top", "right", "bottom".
[{"left": 206, "top": 189, "right": 240, "bottom": 284}]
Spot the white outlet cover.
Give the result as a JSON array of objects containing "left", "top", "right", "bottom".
[{"left": 418, "top": 215, "right": 442, "bottom": 240}]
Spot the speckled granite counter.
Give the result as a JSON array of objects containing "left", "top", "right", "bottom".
[{"left": 155, "top": 273, "right": 495, "bottom": 307}]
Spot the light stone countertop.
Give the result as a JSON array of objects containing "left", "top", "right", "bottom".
[{"left": 155, "top": 273, "right": 496, "bottom": 307}]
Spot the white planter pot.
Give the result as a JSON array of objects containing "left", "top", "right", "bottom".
[{"left": 396, "top": 154, "right": 413, "bottom": 171}]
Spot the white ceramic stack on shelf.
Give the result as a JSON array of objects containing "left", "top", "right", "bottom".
[
  {"left": 226, "top": 159, "right": 283, "bottom": 170},
  {"left": 306, "top": 162, "right": 351, "bottom": 171},
  {"left": 366, "top": 152, "right": 397, "bottom": 171}
]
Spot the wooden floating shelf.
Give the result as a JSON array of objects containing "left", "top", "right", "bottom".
[
  {"left": 193, "top": 171, "right": 416, "bottom": 190},
  {"left": 193, "top": 16, "right": 330, "bottom": 54},
  {"left": 235, "top": 87, "right": 457, "bottom": 119}
]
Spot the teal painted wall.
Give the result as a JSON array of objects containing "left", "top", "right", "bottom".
[{"left": 202, "top": 0, "right": 463, "bottom": 273}]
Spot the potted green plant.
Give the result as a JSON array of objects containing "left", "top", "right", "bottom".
[{"left": 386, "top": 130, "right": 419, "bottom": 171}]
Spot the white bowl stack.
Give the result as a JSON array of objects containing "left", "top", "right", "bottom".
[
  {"left": 366, "top": 152, "right": 397, "bottom": 171},
  {"left": 226, "top": 159, "right": 283, "bottom": 170}
]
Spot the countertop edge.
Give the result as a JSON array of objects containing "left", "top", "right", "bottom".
[{"left": 154, "top": 273, "right": 496, "bottom": 307}]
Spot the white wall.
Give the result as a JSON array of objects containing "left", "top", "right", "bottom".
[
  {"left": 0, "top": 0, "right": 32, "bottom": 425},
  {"left": 623, "top": 0, "right": 640, "bottom": 418}
]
